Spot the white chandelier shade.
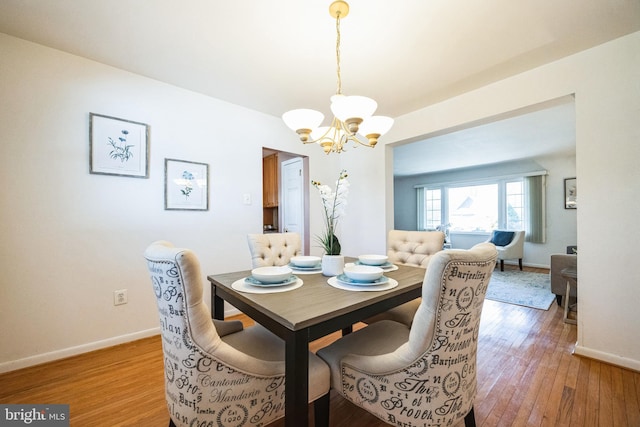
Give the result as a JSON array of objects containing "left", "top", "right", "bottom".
[
  {"left": 330, "top": 95, "right": 377, "bottom": 123},
  {"left": 281, "top": 109, "right": 325, "bottom": 142},
  {"left": 359, "top": 115, "right": 394, "bottom": 139}
]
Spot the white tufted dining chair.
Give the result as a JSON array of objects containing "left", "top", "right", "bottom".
[
  {"left": 365, "top": 230, "right": 445, "bottom": 327},
  {"left": 387, "top": 230, "right": 446, "bottom": 268},
  {"left": 317, "top": 243, "right": 497, "bottom": 427},
  {"left": 247, "top": 232, "right": 301, "bottom": 268},
  {"left": 144, "top": 240, "right": 330, "bottom": 427}
]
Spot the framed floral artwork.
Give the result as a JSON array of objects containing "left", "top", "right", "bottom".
[
  {"left": 165, "top": 158, "right": 209, "bottom": 211},
  {"left": 89, "top": 113, "right": 150, "bottom": 178},
  {"left": 564, "top": 177, "right": 577, "bottom": 209}
]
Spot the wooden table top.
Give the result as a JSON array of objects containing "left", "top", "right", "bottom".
[{"left": 208, "top": 260, "right": 425, "bottom": 332}]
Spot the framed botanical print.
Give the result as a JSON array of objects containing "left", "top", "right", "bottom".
[
  {"left": 564, "top": 177, "right": 577, "bottom": 209},
  {"left": 165, "top": 158, "right": 209, "bottom": 211},
  {"left": 89, "top": 113, "right": 150, "bottom": 178}
]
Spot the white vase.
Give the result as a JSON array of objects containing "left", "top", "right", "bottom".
[{"left": 322, "top": 254, "right": 344, "bottom": 277}]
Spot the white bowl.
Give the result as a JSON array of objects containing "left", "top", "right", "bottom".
[
  {"left": 358, "top": 254, "right": 389, "bottom": 266},
  {"left": 251, "top": 266, "right": 293, "bottom": 283},
  {"left": 343, "top": 265, "right": 384, "bottom": 282},
  {"left": 290, "top": 255, "right": 321, "bottom": 268}
]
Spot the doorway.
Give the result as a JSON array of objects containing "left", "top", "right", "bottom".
[{"left": 262, "top": 148, "right": 310, "bottom": 254}]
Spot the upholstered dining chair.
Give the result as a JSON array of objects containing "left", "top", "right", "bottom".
[
  {"left": 365, "top": 230, "right": 445, "bottom": 327},
  {"left": 144, "top": 241, "right": 330, "bottom": 427},
  {"left": 486, "top": 229, "right": 525, "bottom": 271},
  {"left": 247, "top": 232, "right": 301, "bottom": 268},
  {"left": 317, "top": 242, "right": 497, "bottom": 427}
]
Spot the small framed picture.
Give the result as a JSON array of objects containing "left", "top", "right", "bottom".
[
  {"left": 89, "top": 113, "right": 150, "bottom": 178},
  {"left": 564, "top": 177, "right": 577, "bottom": 209},
  {"left": 165, "top": 158, "right": 209, "bottom": 211}
]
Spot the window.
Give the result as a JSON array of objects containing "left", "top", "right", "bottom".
[
  {"left": 418, "top": 178, "right": 528, "bottom": 233},
  {"left": 448, "top": 184, "right": 498, "bottom": 232},
  {"left": 424, "top": 189, "right": 442, "bottom": 230},
  {"left": 506, "top": 180, "right": 524, "bottom": 230}
]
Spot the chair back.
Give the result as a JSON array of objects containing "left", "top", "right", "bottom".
[
  {"left": 340, "top": 243, "right": 497, "bottom": 426},
  {"left": 247, "top": 232, "right": 301, "bottom": 267},
  {"left": 144, "top": 241, "right": 286, "bottom": 427},
  {"left": 387, "top": 230, "right": 445, "bottom": 268}
]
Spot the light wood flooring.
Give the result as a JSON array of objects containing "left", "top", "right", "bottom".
[{"left": 1, "top": 266, "right": 639, "bottom": 426}]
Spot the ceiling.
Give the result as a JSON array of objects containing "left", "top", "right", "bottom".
[
  {"left": 393, "top": 97, "right": 577, "bottom": 175},
  {"left": 1, "top": 0, "right": 638, "bottom": 174}
]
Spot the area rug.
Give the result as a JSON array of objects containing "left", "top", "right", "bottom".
[{"left": 485, "top": 270, "right": 555, "bottom": 310}]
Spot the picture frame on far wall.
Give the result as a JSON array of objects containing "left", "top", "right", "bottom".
[
  {"left": 165, "top": 158, "right": 209, "bottom": 211},
  {"left": 564, "top": 177, "right": 577, "bottom": 209},
  {"left": 89, "top": 113, "right": 150, "bottom": 178}
]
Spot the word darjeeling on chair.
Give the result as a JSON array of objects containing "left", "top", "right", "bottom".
[
  {"left": 317, "top": 243, "right": 498, "bottom": 427},
  {"left": 144, "top": 240, "right": 329, "bottom": 427}
]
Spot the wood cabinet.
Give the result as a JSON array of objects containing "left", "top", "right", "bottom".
[{"left": 262, "top": 153, "right": 278, "bottom": 208}]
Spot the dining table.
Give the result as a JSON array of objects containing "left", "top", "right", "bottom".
[{"left": 207, "top": 258, "right": 426, "bottom": 427}]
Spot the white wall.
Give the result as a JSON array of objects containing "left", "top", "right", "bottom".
[
  {"left": 0, "top": 33, "right": 337, "bottom": 372},
  {"left": 377, "top": 32, "right": 640, "bottom": 371}
]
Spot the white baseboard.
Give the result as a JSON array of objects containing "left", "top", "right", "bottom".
[
  {"left": 0, "top": 327, "right": 160, "bottom": 374},
  {"left": 0, "top": 308, "right": 243, "bottom": 374},
  {"left": 574, "top": 345, "right": 640, "bottom": 372}
]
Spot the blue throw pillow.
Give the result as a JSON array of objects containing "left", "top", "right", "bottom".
[{"left": 490, "top": 231, "right": 515, "bottom": 246}]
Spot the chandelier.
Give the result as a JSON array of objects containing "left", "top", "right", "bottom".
[{"left": 282, "top": 1, "right": 394, "bottom": 155}]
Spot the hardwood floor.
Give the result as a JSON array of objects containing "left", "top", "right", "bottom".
[{"left": 1, "top": 266, "right": 639, "bottom": 426}]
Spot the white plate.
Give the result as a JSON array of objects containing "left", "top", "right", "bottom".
[
  {"left": 289, "top": 267, "right": 322, "bottom": 275},
  {"left": 347, "top": 262, "right": 398, "bottom": 272},
  {"left": 336, "top": 273, "right": 389, "bottom": 287},
  {"left": 355, "top": 260, "right": 394, "bottom": 268},
  {"left": 288, "top": 262, "right": 321, "bottom": 270},
  {"left": 245, "top": 275, "right": 299, "bottom": 287},
  {"left": 327, "top": 277, "right": 398, "bottom": 292},
  {"left": 233, "top": 277, "right": 303, "bottom": 294}
]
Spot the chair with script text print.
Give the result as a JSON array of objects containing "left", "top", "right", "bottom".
[
  {"left": 486, "top": 230, "right": 525, "bottom": 271},
  {"left": 247, "top": 232, "right": 301, "bottom": 268},
  {"left": 144, "top": 241, "right": 330, "bottom": 427},
  {"left": 365, "top": 230, "right": 445, "bottom": 327},
  {"left": 317, "top": 243, "right": 497, "bottom": 427}
]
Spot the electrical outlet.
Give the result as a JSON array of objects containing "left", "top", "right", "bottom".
[{"left": 114, "top": 289, "right": 128, "bottom": 306}]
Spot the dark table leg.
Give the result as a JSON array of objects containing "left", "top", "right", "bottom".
[
  {"left": 285, "top": 330, "right": 309, "bottom": 427},
  {"left": 211, "top": 285, "right": 225, "bottom": 320}
]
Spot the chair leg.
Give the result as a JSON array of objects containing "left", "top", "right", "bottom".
[
  {"left": 313, "top": 392, "right": 330, "bottom": 427},
  {"left": 464, "top": 406, "right": 476, "bottom": 427},
  {"left": 556, "top": 294, "right": 563, "bottom": 306},
  {"left": 519, "top": 258, "right": 523, "bottom": 270},
  {"left": 342, "top": 325, "right": 353, "bottom": 336},
  {"left": 500, "top": 260, "right": 504, "bottom": 271}
]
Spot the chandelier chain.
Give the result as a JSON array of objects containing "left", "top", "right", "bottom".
[{"left": 335, "top": 12, "right": 342, "bottom": 95}]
